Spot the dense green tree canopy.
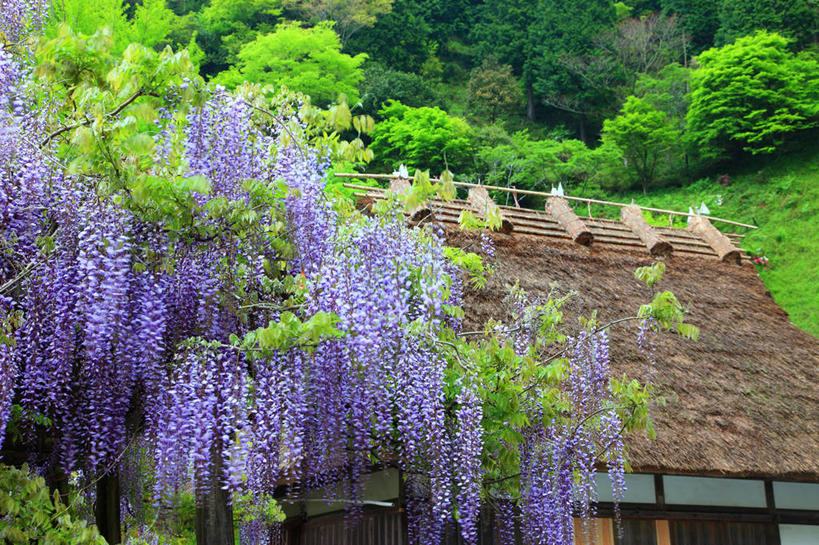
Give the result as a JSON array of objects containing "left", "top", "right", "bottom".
[
  {"left": 370, "top": 101, "right": 476, "bottom": 173},
  {"left": 470, "top": 0, "right": 531, "bottom": 76},
  {"left": 194, "top": 0, "right": 282, "bottom": 76},
  {"left": 659, "top": 0, "right": 719, "bottom": 52},
  {"left": 213, "top": 22, "right": 367, "bottom": 106},
  {"left": 359, "top": 63, "right": 439, "bottom": 117},
  {"left": 525, "top": 0, "right": 617, "bottom": 131},
  {"left": 467, "top": 56, "right": 521, "bottom": 123},
  {"left": 715, "top": 0, "right": 818, "bottom": 48},
  {"left": 603, "top": 95, "right": 681, "bottom": 193},
  {"left": 282, "top": 0, "right": 394, "bottom": 44},
  {"left": 476, "top": 131, "right": 625, "bottom": 197},
  {"left": 344, "top": 0, "right": 434, "bottom": 73},
  {"left": 687, "top": 31, "right": 819, "bottom": 158},
  {"left": 46, "top": 0, "right": 180, "bottom": 54}
]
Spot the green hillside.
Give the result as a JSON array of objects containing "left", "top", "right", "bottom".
[
  {"left": 611, "top": 147, "right": 819, "bottom": 337},
  {"left": 44, "top": 0, "right": 819, "bottom": 337}
]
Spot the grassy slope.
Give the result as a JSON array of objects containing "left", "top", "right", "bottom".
[{"left": 607, "top": 147, "right": 819, "bottom": 337}]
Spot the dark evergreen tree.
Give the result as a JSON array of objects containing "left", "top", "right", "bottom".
[
  {"left": 525, "top": 0, "right": 617, "bottom": 138},
  {"left": 470, "top": 0, "right": 534, "bottom": 117},
  {"left": 660, "top": 0, "right": 719, "bottom": 52},
  {"left": 715, "top": 0, "right": 818, "bottom": 48}
]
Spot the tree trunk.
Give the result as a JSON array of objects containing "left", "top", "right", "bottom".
[
  {"left": 526, "top": 86, "right": 535, "bottom": 121},
  {"left": 195, "top": 455, "right": 235, "bottom": 545},
  {"left": 578, "top": 115, "right": 587, "bottom": 144},
  {"left": 95, "top": 472, "right": 122, "bottom": 545}
]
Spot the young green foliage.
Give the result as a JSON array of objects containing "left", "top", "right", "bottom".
[
  {"left": 370, "top": 101, "right": 476, "bottom": 173},
  {"left": 45, "top": 0, "right": 182, "bottom": 55},
  {"left": 687, "top": 31, "right": 819, "bottom": 159},
  {"left": 0, "top": 465, "right": 105, "bottom": 544},
  {"left": 213, "top": 22, "right": 367, "bottom": 107},
  {"left": 603, "top": 96, "right": 681, "bottom": 194}
]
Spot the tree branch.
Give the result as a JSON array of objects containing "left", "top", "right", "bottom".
[{"left": 40, "top": 88, "right": 145, "bottom": 148}]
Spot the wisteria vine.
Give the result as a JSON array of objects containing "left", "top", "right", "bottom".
[{"left": 0, "top": 5, "right": 662, "bottom": 545}]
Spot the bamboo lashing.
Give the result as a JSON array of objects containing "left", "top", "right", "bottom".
[
  {"left": 547, "top": 196, "right": 593, "bottom": 246},
  {"left": 621, "top": 204, "right": 673, "bottom": 257},
  {"left": 687, "top": 215, "right": 742, "bottom": 265},
  {"left": 335, "top": 173, "right": 757, "bottom": 230},
  {"left": 389, "top": 177, "right": 410, "bottom": 194},
  {"left": 468, "top": 186, "right": 514, "bottom": 234},
  {"left": 388, "top": 177, "right": 434, "bottom": 224}
]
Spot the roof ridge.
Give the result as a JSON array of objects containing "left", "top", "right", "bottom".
[{"left": 345, "top": 184, "right": 748, "bottom": 263}]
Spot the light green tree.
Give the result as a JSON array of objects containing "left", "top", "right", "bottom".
[
  {"left": 467, "top": 56, "right": 521, "bottom": 123},
  {"left": 603, "top": 95, "right": 681, "bottom": 194},
  {"left": 686, "top": 31, "right": 819, "bottom": 159},
  {"left": 213, "top": 22, "right": 366, "bottom": 106},
  {"left": 370, "top": 101, "right": 476, "bottom": 173},
  {"left": 46, "top": 0, "right": 181, "bottom": 54}
]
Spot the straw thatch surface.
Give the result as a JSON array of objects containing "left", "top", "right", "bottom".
[{"left": 452, "top": 229, "right": 819, "bottom": 482}]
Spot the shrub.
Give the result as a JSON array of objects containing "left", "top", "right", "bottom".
[
  {"left": 475, "top": 130, "right": 627, "bottom": 203},
  {"left": 0, "top": 464, "right": 105, "bottom": 544}
]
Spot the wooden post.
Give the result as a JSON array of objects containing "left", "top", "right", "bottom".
[
  {"left": 656, "top": 520, "right": 671, "bottom": 545},
  {"left": 547, "top": 196, "right": 593, "bottom": 246},
  {"left": 621, "top": 204, "right": 673, "bottom": 257},
  {"left": 95, "top": 472, "right": 122, "bottom": 544},
  {"left": 687, "top": 215, "right": 742, "bottom": 264},
  {"left": 468, "top": 186, "right": 514, "bottom": 234},
  {"left": 195, "top": 449, "right": 235, "bottom": 545}
]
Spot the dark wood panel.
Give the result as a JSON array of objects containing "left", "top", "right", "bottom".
[
  {"left": 669, "top": 520, "right": 772, "bottom": 545},
  {"left": 617, "top": 519, "right": 658, "bottom": 545}
]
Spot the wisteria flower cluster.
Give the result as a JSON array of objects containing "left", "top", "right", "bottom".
[{"left": 0, "top": 7, "right": 657, "bottom": 545}]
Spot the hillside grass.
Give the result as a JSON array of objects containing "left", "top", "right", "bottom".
[{"left": 607, "top": 147, "right": 819, "bottom": 337}]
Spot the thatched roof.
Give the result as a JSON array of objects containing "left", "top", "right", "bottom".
[
  {"left": 456, "top": 230, "right": 819, "bottom": 482},
  {"left": 352, "top": 185, "right": 819, "bottom": 482}
]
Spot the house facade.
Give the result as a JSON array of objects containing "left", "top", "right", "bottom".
[{"left": 279, "top": 184, "right": 819, "bottom": 545}]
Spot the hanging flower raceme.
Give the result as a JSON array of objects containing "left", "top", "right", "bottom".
[
  {"left": 1, "top": 18, "right": 646, "bottom": 542},
  {"left": 0, "top": 0, "right": 49, "bottom": 45},
  {"left": 512, "top": 330, "right": 627, "bottom": 545}
]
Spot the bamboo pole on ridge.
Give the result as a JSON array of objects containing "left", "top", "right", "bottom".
[{"left": 334, "top": 173, "right": 757, "bottom": 230}]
